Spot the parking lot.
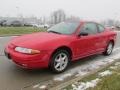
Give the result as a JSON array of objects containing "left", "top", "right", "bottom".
[{"left": 0, "top": 31, "right": 120, "bottom": 90}]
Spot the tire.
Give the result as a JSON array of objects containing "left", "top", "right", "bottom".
[
  {"left": 49, "top": 50, "right": 70, "bottom": 73},
  {"left": 103, "top": 41, "right": 114, "bottom": 56}
]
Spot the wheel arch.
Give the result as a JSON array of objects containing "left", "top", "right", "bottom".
[
  {"left": 50, "top": 46, "right": 73, "bottom": 61},
  {"left": 109, "top": 39, "right": 115, "bottom": 46},
  {"left": 49, "top": 46, "right": 72, "bottom": 73}
]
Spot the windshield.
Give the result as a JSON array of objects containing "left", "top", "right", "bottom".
[{"left": 48, "top": 22, "right": 79, "bottom": 35}]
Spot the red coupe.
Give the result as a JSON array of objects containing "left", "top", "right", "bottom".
[{"left": 5, "top": 21, "right": 117, "bottom": 73}]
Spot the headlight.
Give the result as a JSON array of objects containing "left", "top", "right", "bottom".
[{"left": 15, "top": 47, "right": 40, "bottom": 54}]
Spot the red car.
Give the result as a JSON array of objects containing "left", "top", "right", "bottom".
[{"left": 5, "top": 21, "right": 117, "bottom": 73}]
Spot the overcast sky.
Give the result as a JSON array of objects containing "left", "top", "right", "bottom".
[{"left": 0, "top": 0, "right": 120, "bottom": 20}]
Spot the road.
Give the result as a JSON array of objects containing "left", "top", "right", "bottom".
[{"left": 0, "top": 32, "right": 120, "bottom": 90}]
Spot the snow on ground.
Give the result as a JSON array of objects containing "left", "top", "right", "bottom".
[
  {"left": 33, "top": 84, "right": 40, "bottom": 88},
  {"left": 109, "top": 61, "right": 120, "bottom": 70},
  {"left": 72, "top": 78, "right": 100, "bottom": 90},
  {"left": 33, "top": 84, "right": 47, "bottom": 89},
  {"left": 115, "top": 62, "right": 120, "bottom": 66},
  {"left": 53, "top": 47, "right": 120, "bottom": 82},
  {"left": 98, "top": 70, "right": 112, "bottom": 77},
  {"left": 31, "top": 47, "right": 120, "bottom": 89},
  {"left": 75, "top": 71, "right": 88, "bottom": 77},
  {"left": 110, "top": 66, "right": 117, "bottom": 70},
  {"left": 39, "top": 85, "right": 47, "bottom": 89},
  {"left": 54, "top": 73, "right": 73, "bottom": 81}
]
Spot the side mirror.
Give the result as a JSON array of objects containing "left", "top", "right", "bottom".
[{"left": 79, "top": 32, "right": 88, "bottom": 36}]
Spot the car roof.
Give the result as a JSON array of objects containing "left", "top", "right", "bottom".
[{"left": 64, "top": 20, "right": 97, "bottom": 24}]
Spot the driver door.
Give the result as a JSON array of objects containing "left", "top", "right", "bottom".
[{"left": 74, "top": 22, "right": 99, "bottom": 58}]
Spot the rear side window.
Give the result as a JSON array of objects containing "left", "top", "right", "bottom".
[
  {"left": 97, "top": 24, "right": 105, "bottom": 33},
  {"left": 80, "top": 23, "right": 98, "bottom": 35}
]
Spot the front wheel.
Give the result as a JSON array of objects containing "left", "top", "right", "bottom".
[
  {"left": 103, "top": 42, "right": 114, "bottom": 56},
  {"left": 50, "top": 50, "right": 70, "bottom": 73}
]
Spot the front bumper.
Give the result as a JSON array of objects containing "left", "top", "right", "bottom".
[{"left": 4, "top": 47, "right": 51, "bottom": 69}]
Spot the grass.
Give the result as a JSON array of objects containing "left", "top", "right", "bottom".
[
  {"left": 0, "top": 26, "right": 46, "bottom": 36},
  {"left": 93, "top": 73, "right": 120, "bottom": 90},
  {"left": 92, "top": 64, "right": 120, "bottom": 90},
  {"left": 64, "top": 61, "right": 120, "bottom": 90}
]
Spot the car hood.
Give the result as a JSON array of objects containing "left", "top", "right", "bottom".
[{"left": 10, "top": 32, "right": 68, "bottom": 49}]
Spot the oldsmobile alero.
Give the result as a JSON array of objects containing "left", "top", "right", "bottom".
[{"left": 4, "top": 21, "right": 117, "bottom": 73}]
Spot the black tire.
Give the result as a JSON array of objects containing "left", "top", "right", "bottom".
[
  {"left": 49, "top": 50, "right": 70, "bottom": 73},
  {"left": 103, "top": 41, "right": 114, "bottom": 56}
]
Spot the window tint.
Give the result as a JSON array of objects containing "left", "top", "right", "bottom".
[
  {"left": 81, "top": 23, "right": 98, "bottom": 35},
  {"left": 97, "top": 24, "right": 105, "bottom": 32}
]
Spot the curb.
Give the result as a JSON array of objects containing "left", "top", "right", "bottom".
[{"left": 50, "top": 59, "right": 120, "bottom": 90}]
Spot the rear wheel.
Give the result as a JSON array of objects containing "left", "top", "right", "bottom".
[
  {"left": 103, "top": 42, "right": 114, "bottom": 55},
  {"left": 50, "top": 50, "right": 70, "bottom": 73}
]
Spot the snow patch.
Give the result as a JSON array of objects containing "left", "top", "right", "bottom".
[
  {"left": 54, "top": 73, "right": 72, "bottom": 81},
  {"left": 99, "top": 70, "right": 112, "bottom": 77},
  {"left": 72, "top": 78, "right": 100, "bottom": 90},
  {"left": 39, "top": 85, "right": 47, "bottom": 89},
  {"left": 109, "top": 54, "right": 120, "bottom": 60},
  {"left": 76, "top": 71, "right": 88, "bottom": 77},
  {"left": 110, "top": 66, "right": 117, "bottom": 70},
  {"left": 33, "top": 84, "right": 40, "bottom": 88},
  {"left": 115, "top": 62, "right": 120, "bottom": 66}
]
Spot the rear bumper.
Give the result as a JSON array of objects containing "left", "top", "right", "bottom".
[{"left": 4, "top": 47, "right": 51, "bottom": 69}]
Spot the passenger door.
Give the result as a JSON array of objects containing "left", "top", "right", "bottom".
[
  {"left": 74, "top": 22, "right": 99, "bottom": 58},
  {"left": 95, "top": 24, "right": 108, "bottom": 52}
]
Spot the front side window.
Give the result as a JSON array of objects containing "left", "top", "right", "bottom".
[
  {"left": 80, "top": 23, "right": 98, "bottom": 35},
  {"left": 48, "top": 22, "right": 79, "bottom": 35},
  {"left": 97, "top": 24, "right": 105, "bottom": 33}
]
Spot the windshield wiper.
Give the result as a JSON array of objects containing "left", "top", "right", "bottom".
[{"left": 48, "top": 31, "right": 62, "bottom": 34}]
